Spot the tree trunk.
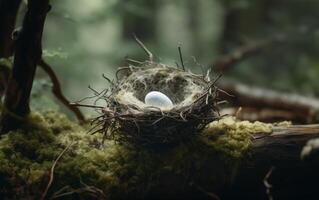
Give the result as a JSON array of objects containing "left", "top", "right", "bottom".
[
  {"left": 0, "top": 0, "right": 22, "bottom": 97},
  {"left": 1, "top": 0, "right": 50, "bottom": 133},
  {"left": 0, "top": 0, "right": 21, "bottom": 58}
]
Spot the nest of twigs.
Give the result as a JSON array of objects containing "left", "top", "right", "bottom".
[{"left": 80, "top": 38, "right": 221, "bottom": 146}]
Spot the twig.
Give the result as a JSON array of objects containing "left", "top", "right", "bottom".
[
  {"left": 191, "top": 182, "right": 221, "bottom": 200},
  {"left": 125, "top": 58, "right": 143, "bottom": 65},
  {"left": 263, "top": 166, "right": 275, "bottom": 200},
  {"left": 41, "top": 142, "right": 73, "bottom": 200},
  {"left": 50, "top": 180, "right": 107, "bottom": 199},
  {"left": 178, "top": 45, "right": 185, "bottom": 71},
  {"left": 39, "top": 59, "right": 85, "bottom": 123},
  {"left": 192, "top": 74, "right": 222, "bottom": 105},
  {"left": 102, "top": 73, "right": 114, "bottom": 86},
  {"left": 213, "top": 35, "right": 284, "bottom": 71},
  {"left": 133, "top": 34, "right": 153, "bottom": 62},
  {"left": 70, "top": 102, "right": 104, "bottom": 109},
  {"left": 216, "top": 87, "right": 235, "bottom": 98}
]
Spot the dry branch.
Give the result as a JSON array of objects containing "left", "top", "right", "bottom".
[
  {"left": 0, "top": 0, "right": 50, "bottom": 133},
  {"left": 218, "top": 81, "right": 319, "bottom": 123},
  {"left": 41, "top": 142, "right": 72, "bottom": 200},
  {"left": 39, "top": 59, "right": 85, "bottom": 123},
  {"left": 213, "top": 35, "right": 284, "bottom": 71}
]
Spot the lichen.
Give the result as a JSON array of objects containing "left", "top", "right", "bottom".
[
  {"left": 0, "top": 111, "right": 273, "bottom": 199},
  {"left": 272, "top": 120, "right": 292, "bottom": 127}
]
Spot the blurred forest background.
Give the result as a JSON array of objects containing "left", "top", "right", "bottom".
[{"left": 20, "top": 0, "right": 319, "bottom": 120}]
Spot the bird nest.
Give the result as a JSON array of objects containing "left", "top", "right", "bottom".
[
  {"left": 80, "top": 39, "right": 221, "bottom": 146},
  {"left": 84, "top": 61, "right": 220, "bottom": 146}
]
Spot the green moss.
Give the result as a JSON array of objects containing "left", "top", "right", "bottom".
[
  {"left": 202, "top": 116, "right": 272, "bottom": 158},
  {"left": 0, "top": 112, "right": 273, "bottom": 199}
]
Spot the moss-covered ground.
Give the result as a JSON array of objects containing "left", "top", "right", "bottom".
[{"left": 0, "top": 111, "right": 272, "bottom": 199}]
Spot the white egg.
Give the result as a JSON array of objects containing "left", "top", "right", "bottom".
[{"left": 145, "top": 91, "right": 173, "bottom": 110}]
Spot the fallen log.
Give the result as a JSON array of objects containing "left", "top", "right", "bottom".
[
  {"left": 223, "top": 125, "right": 319, "bottom": 200},
  {"left": 1, "top": 112, "right": 319, "bottom": 199}
]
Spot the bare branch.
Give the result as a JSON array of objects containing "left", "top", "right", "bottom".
[
  {"left": 212, "top": 35, "right": 284, "bottom": 71},
  {"left": 178, "top": 45, "right": 185, "bottom": 71},
  {"left": 39, "top": 59, "right": 85, "bottom": 123},
  {"left": 41, "top": 142, "right": 73, "bottom": 200},
  {"left": 263, "top": 166, "right": 275, "bottom": 200},
  {"left": 219, "top": 81, "right": 319, "bottom": 123},
  {"left": 133, "top": 34, "right": 153, "bottom": 62}
]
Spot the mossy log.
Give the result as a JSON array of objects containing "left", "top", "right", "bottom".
[
  {"left": 224, "top": 125, "right": 319, "bottom": 200},
  {"left": 1, "top": 112, "right": 319, "bottom": 200}
]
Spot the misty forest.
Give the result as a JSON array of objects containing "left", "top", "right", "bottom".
[{"left": 1, "top": 0, "right": 319, "bottom": 199}]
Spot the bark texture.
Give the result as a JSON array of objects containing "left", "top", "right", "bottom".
[
  {"left": 0, "top": 0, "right": 21, "bottom": 58},
  {"left": 1, "top": 0, "right": 50, "bottom": 133},
  {"left": 0, "top": 0, "right": 22, "bottom": 97},
  {"left": 222, "top": 125, "right": 319, "bottom": 200}
]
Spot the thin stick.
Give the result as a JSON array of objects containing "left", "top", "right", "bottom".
[
  {"left": 216, "top": 87, "right": 235, "bottom": 97},
  {"left": 102, "top": 74, "right": 114, "bottom": 86},
  {"left": 133, "top": 34, "right": 153, "bottom": 62},
  {"left": 178, "top": 45, "right": 185, "bottom": 71},
  {"left": 205, "top": 69, "right": 211, "bottom": 82},
  {"left": 70, "top": 103, "right": 104, "bottom": 109},
  {"left": 263, "top": 166, "right": 275, "bottom": 200},
  {"left": 125, "top": 58, "right": 143, "bottom": 65},
  {"left": 212, "top": 34, "right": 284, "bottom": 71},
  {"left": 88, "top": 85, "right": 99, "bottom": 95},
  {"left": 75, "top": 88, "right": 107, "bottom": 103},
  {"left": 208, "top": 74, "right": 222, "bottom": 90},
  {"left": 41, "top": 142, "right": 73, "bottom": 200},
  {"left": 175, "top": 61, "right": 180, "bottom": 69}
]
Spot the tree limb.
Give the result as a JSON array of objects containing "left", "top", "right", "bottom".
[
  {"left": 213, "top": 35, "right": 284, "bottom": 71},
  {"left": 1, "top": 0, "right": 50, "bottom": 133},
  {"left": 38, "top": 59, "right": 85, "bottom": 123},
  {"left": 219, "top": 81, "right": 319, "bottom": 123}
]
